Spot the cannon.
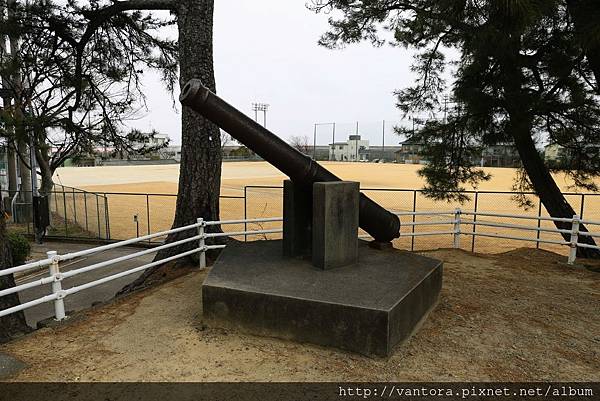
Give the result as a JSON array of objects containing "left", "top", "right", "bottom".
[
  {"left": 185, "top": 79, "right": 443, "bottom": 357},
  {"left": 179, "top": 79, "right": 400, "bottom": 243}
]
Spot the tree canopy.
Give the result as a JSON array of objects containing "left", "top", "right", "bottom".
[
  {"left": 0, "top": 0, "right": 177, "bottom": 192},
  {"left": 311, "top": 0, "right": 600, "bottom": 256},
  {"left": 313, "top": 0, "right": 599, "bottom": 198}
]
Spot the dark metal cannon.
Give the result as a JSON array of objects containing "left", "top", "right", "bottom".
[{"left": 179, "top": 79, "right": 400, "bottom": 242}]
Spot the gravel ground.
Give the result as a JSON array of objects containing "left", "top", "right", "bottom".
[{"left": 2, "top": 247, "right": 599, "bottom": 382}]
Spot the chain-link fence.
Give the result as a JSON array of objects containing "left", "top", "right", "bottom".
[
  {"left": 7, "top": 185, "right": 244, "bottom": 242},
  {"left": 244, "top": 185, "right": 599, "bottom": 256},
  {"left": 8, "top": 183, "right": 600, "bottom": 256},
  {"left": 9, "top": 184, "right": 110, "bottom": 240}
]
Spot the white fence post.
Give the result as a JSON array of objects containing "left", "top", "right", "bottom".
[
  {"left": 47, "top": 251, "right": 66, "bottom": 321},
  {"left": 568, "top": 215, "right": 580, "bottom": 265},
  {"left": 453, "top": 208, "right": 461, "bottom": 249},
  {"left": 198, "top": 218, "right": 206, "bottom": 269}
]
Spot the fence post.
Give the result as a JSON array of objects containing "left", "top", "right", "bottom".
[
  {"left": 63, "top": 191, "right": 68, "bottom": 237},
  {"left": 146, "top": 194, "right": 151, "bottom": 240},
  {"left": 47, "top": 251, "right": 66, "bottom": 321},
  {"left": 198, "top": 218, "right": 206, "bottom": 269},
  {"left": 568, "top": 215, "right": 580, "bottom": 265},
  {"left": 471, "top": 192, "right": 479, "bottom": 252},
  {"left": 72, "top": 188, "right": 77, "bottom": 224},
  {"left": 536, "top": 200, "right": 542, "bottom": 249},
  {"left": 411, "top": 191, "right": 417, "bottom": 251},
  {"left": 96, "top": 195, "right": 101, "bottom": 240},
  {"left": 104, "top": 194, "right": 110, "bottom": 240},
  {"left": 244, "top": 186, "right": 248, "bottom": 242},
  {"left": 83, "top": 192, "right": 89, "bottom": 232},
  {"left": 453, "top": 208, "right": 461, "bottom": 249}
]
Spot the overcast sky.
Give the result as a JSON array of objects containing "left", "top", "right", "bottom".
[{"left": 131, "top": 1, "right": 427, "bottom": 147}]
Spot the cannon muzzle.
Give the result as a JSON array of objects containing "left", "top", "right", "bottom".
[{"left": 180, "top": 79, "right": 400, "bottom": 242}]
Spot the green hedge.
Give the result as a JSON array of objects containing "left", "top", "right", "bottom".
[{"left": 7, "top": 232, "right": 31, "bottom": 266}]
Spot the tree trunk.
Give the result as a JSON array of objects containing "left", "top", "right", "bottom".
[
  {"left": 507, "top": 99, "right": 600, "bottom": 259},
  {"left": 0, "top": 1, "right": 18, "bottom": 201},
  {"left": 120, "top": 0, "right": 222, "bottom": 293},
  {"left": 0, "top": 123, "right": 17, "bottom": 216},
  {"left": 6, "top": 145, "right": 18, "bottom": 197},
  {"left": 16, "top": 140, "right": 32, "bottom": 222},
  {"left": 8, "top": 2, "right": 32, "bottom": 221},
  {"left": 0, "top": 184, "right": 31, "bottom": 343},
  {"left": 35, "top": 147, "right": 54, "bottom": 196}
]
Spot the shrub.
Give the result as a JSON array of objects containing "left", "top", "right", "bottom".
[{"left": 7, "top": 232, "right": 31, "bottom": 266}]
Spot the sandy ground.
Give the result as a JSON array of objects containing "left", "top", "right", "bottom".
[
  {"left": 2, "top": 247, "right": 599, "bottom": 382},
  {"left": 49, "top": 162, "right": 600, "bottom": 256},
  {"left": 55, "top": 162, "right": 586, "bottom": 194}
]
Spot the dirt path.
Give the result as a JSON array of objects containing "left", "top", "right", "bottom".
[{"left": 2, "top": 248, "right": 599, "bottom": 382}]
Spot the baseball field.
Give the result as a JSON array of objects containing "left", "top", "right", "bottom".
[{"left": 52, "top": 162, "right": 600, "bottom": 255}]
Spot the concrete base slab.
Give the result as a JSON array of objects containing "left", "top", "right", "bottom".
[{"left": 202, "top": 240, "right": 443, "bottom": 357}]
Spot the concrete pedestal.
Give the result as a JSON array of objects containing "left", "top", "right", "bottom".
[
  {"left": 202, "top": 240, "right": 443, "bottom": 357},
  {"left": 283, "top": 180, "right": 359, "bottom": 269},
  {"left": 312, "top": 181, "right": 359, "bottom": 269},
  {"left": 282, "top": 180, "right": 312, "bottom": 258}
]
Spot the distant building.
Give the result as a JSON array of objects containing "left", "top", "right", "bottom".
[
  {"left": 395, "top": 140, "right": 521, "bottom": 167},
  {"left": 159, "top": 145, "right": 182, "bottom": 162},
  {"left": 54, "top": 132, "right": 174, "bottom": 167},
  {"left": 544, "top": 143, "right": 600, "bottom": 168},
  {"left": 132, "top": 132, "right": 169, "bottom": 149},
  {"left": 395, "top": 139, "right": 427, "bottom": 164},
  {"left": 479, "top": 144, "right": 520, "bottom": 167},
  {"left": 544, "top": 144, "right": 565, "bottom": 164},
  {"left": 329, "top": 135, "right": 370, "bottom": 162},
  {"left": 356, "top": 146, "right": 402, "bottom": 162}
]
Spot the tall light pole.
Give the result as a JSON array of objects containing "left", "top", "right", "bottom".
[
  {"left": 252, "top": 103, "right": 269, "bottom": 128},
  {"left": 381, "top": 120, "right": 386, "bottom": 161},
  {"left": 355, "top": 122, "right": 359, "bottom": 161},
  {"left": 313, "top": 122, "right": 336, "bottom": 160}
]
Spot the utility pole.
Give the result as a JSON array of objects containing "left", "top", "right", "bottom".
[
  {"left": 381, "top": 120, "right": 385, "bottom": 161},
  {"left": 355, "top": 122, "right": 359, "bottom": 161},
  {"left": 332, "top": 123, "right": 336, "bottom": 149},
  {"left": 313, "top": 124, "right": 317, "bottom": 160}
]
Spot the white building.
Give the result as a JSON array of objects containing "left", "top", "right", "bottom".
[
  {"left": 132, "top": 132, "right": 170, "bottom": 150},
  {"left": 159, "top": 145, "right": 182, "bottom": 162},
  {"left": 329, "top": 135, "right": 370, "bottom": 161}
]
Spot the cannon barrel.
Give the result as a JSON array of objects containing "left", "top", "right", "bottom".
[{"left": 180, "top": 79, "right": 400, "bottom": 242}]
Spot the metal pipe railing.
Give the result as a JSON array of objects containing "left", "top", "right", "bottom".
[
  {"left": 60, "top": 222, "right": 202, "bottom": 262},
  {"left": 0, "top": 258, "right": 53, "bottom": 277},
  {"left": 2, "top": 212, "right": 600, "bottom": 322},
  {"left": 61, "top": 235, "right": 202, "bottom": 279}
]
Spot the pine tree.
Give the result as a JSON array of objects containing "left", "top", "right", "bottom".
[{"left": 311, "top": 0, "right": 600, "bottom": 258}]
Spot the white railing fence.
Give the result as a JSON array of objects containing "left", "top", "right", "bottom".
[
  {"left": 385, "top": 209, "right": 600, "bottom": 265},
  {"left": 2, "top": 210, "right": 599, "bottom": 322},
  {"left": 0, "top": 217, "right": 283, "bottom": 321}
]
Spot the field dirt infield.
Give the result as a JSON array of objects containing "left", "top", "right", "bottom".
[
  {"left": 52, "top": 162, "right": 600, "bottom": 256},
  {"left": 3, "top": 248, "right": 599, "bottom": 381}
]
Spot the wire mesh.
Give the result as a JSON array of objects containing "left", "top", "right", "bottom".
[
  {"left": 10, "top": 181, "right": 600, "bottom": 258},
  {"left": 244, "top": 186, "right": 283, "bottom": 241}
]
